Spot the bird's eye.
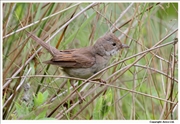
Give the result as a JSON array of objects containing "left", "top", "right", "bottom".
[{"left": 112, "top": 43, "right": 116, "bottom": 46}]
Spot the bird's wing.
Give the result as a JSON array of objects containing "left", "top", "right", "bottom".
[{"left": 43, "top": 48, "right": 96, "bottom": 68}]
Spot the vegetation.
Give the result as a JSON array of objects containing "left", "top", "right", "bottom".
[{"left": 2, "top": 3, "right": 178, "bottom": 120}]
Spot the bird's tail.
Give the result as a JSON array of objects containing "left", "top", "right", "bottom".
[{"left": 25, "top": 31, "right": 60, "bottom": 56}]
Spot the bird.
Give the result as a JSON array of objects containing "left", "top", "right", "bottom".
[{"left": 26, "top": 31, "right": 129, "bottom": 79}]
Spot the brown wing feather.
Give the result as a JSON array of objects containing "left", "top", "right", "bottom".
[{"left": 43, "top": 47, "right": 95, "bottom": 68}]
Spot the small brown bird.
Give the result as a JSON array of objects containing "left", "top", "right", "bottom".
[{"left": 27, "top": 31, "right": 129, "bottom": 79}]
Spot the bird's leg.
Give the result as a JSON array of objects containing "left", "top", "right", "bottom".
[{"left": 70, "top": 80, "right": 85, "bottom": 104}]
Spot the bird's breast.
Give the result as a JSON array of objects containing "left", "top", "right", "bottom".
[{"left": 63, "top": 55, "right": 110, "bottom": 79}]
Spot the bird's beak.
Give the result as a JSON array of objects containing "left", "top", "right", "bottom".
[{"left": 122, "top": 44, "right": 129, "bottom": 48}]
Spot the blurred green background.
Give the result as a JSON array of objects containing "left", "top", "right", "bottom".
[{"left": 3, "top": 3, "right": 178, "bottom": 120}]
